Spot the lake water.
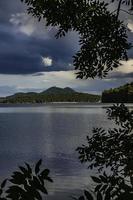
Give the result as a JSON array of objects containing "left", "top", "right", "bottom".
[{"left": 0, "top": 103, "right": 132, "bottom": 199}]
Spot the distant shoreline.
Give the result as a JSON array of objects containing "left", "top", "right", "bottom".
[
  {"left": 0, "top": 102, "right": 101, "bottom": 106},
  {"left": 0, "top": 102, "right": 132, "bottom": 108}
]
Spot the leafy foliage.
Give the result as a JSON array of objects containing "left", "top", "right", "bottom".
[
  {"left": 0, "top": 160, "right": 53, "bottom": 200},
  {"left": 77, "top": 104, "right": 133, "bottom": 199},
  {"left": 21, "top": 0, "right": 131, "bottom": 78}
]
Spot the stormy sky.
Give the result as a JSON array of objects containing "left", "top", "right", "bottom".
[{"left": 0, "top": 0, "right": 133, "bottom": 96}]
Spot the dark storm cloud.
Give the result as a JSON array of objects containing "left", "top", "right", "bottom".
[
  {"left": 0, "top": 0, "right": 77, "bottom": 75},
  {"left": 0, "top": 31, "right": 75, "bottom": 74}
]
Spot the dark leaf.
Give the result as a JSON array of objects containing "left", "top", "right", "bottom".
[
  {"left": 91, "top": 176, "right": 101, "bottom": 183},
  {"left": 84, "top": 190, "right": 93, "bottom": 200},
  {"left": 97, "top": 192, "right": 103, "bottom": 200},
  {"left": 35, "top": 159, "right": 42, "bottom": 174},
  {"left": 1, "top": 179, "right": 7, "bottom": 189},
  {"left": 40, "top": 169, "right": 50, "bottom": 178}
]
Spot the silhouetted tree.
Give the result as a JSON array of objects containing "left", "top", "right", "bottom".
[
  {"left": 76, "top": 104, "right": 133, "bottom": 199},
  {"left": 21, "top": 0, "right": 131, "bottom": 78}
]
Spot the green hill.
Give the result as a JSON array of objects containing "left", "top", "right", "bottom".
[
  {"left": 102, "top": 82, "right": 133, "bottom": 103},
  {"left": 41, "top": 87, "right": 75, "bottom": 94},
  {"left": 0, "top": 87, "right": 101, "bottom": 103}
]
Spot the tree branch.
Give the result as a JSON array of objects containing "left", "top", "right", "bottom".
[{"left": 116, "top": 0, "right": 123, "bottom": 19}]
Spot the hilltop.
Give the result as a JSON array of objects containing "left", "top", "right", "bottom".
[
  {"left": 102, "top": 82, "right": 133, "bottom": 103},
  {"left": 41, "top": 87, "right": 75, "bottom": 94},
  {"left": 0, "top": 87, "right": 101, "bottom": 103}
]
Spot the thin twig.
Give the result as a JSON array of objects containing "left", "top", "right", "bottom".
[
  {"left": 116, "top": 0, "right": 123, "bottom": 19},
  {"left": 120, "top": 8, "right": 133, "bottom": 15},
  {"left": 111, "top": 8, "right": 133, "bottom": 16}
]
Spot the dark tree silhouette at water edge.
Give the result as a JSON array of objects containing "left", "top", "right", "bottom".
[{"left": 76, "top": 104, "right": 133, "bottom": 199}]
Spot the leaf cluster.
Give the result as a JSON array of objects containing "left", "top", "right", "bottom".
[
  {"left": 0, "top": 160, "right": 53, "bottom": 200},
  {"left": 75, "top": 174, "right": 133, "bottom": 200}
]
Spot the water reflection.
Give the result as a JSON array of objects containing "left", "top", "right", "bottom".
[{"left": 0, "top": 104, "right": 128, "bottom": 199}]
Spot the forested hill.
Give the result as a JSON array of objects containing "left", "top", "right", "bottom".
[
  {"left": 0, "top": 87, "right": 101, "bottom": 103},
  {"left": 102, "top": 82, "right": 133, "bottom": 103}
]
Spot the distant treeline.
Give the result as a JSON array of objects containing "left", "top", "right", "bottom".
[
  {"left": 0, "top": 87, "right": 101, "bottom": 103},
  {"left": 102, "top": 82, "right": 133, "bottom": 103}
]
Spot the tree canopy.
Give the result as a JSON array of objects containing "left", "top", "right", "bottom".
[
  {"left": 21, "top": 0, "right": 131, "bottom": 78},
  {"left": 102, "top": 82, "right": 133, "bottom": 103},
  {"left": 76, "top": 104, "right": 133, "bottom": 200}
]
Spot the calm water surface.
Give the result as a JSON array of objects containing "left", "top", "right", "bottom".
[{"left": 0, "top": 103, "right": 132, "bottom": 199}]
